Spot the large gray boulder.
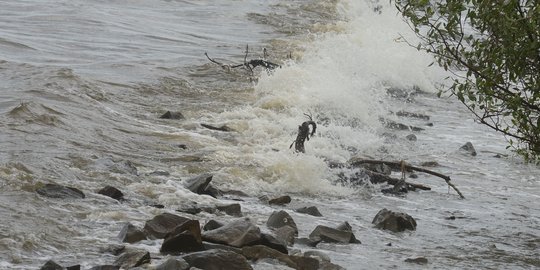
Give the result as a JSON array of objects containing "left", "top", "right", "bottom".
[
  {"left": 308, "top": 224, "right": 360, "bottom": 244},
  {"left": 202, "top": 218, "right": 261, "bottom": 247},
  {"left": 266, "top": 211, "right": 298, "bottom": 236},
  {"left": 182, "top": 249, "right": 252, "bottom": 270},
  {"left": 372, "top": 208, "right": 417, "bottom": 232},
  {"left": 295, "top": 206, "right": 322, "bottom": 217},
  {"left": 118, "top": 223, "right": 146, "bottom": 244},
  {"left": 156, "top": 257, "right": 190, "bottom": 270},
  {"left": 160, "top": 220, "right": 205, "bottom": 254},
  {"left": 144, "top": 213, "right": 190, "bottom": 239}
]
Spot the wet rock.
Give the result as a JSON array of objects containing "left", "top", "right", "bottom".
[
  {"left": 144, "top": 212, "right": 190, "bottom": 239},
  {"left": 266, "top": 211, "right": 298, "bottom": 236},
  {"left": 160, "top": 220, "right": 204, "bottom": 254},
  {"left": 156, "top": 257, "right": 190, "bottom": 270},
  {"left": 304, "top": 250, "right": 330, "bottom": 262},
  {"left": 372, "top": 208, "right": 417, "bottom": 232},
  {"left": 203, "top": 220, "right": 224, "bottom": 231},
  {"left": 118, "top": 223, "right": 147, "bottom": 244},
  {"left": 396, "top": 111, "right": 430, "bottom": 120},
  {"left": 290, "top": 256, "right": 319, "bottom": 270},
  {"left": 201, "top": 123, "right": 233, "bottom": 132},
  {"left": 420, "top": 161, "right": 439, "bottom": 167},
  {"left": 114, "top": 250, "right": 150, "bottom": 268},
  {"left": 460, "top": 142, "right": 477, "bottom": 156},
  {"left": 66, "top": 265, "right": 80, "bottom": 270},
  {"left": 222, "top": 189, "right": 249, "bottom": 197},
  {"left": 202, "top": 218, "right": 261, "bottom": 247},
  {"left": 405, "top": 257, "right": 428, "bottom": 264},
  {"left": 274, "top": 226, "right": 296, "bottom": 246},
  {"left": 97, "top": 186, "right": 124, "bottom": 201},
  {"left": 100, "top": 244, "right": 126, "bottom": 256},
  {"left": 308, "top": 224, "right": 360, "bottom": 244},
  {"left": 36, "top": 183, "right": 85, "bottom": 199},
  {"left": 202, "top": 242, "right": 242, "bottom": 254},
  {"left": 148, "top": 170, "right": 170, "bottom": 176},
  {"left": 203, "top": 185, "right": 223, "bottom": 198},
  {"left": 258, "top": 233, "right": 288, "bottom": 254},
  {"left": 295, "top": 238, "right": 320, "bottom": 247},
  {"left": 184, "top": 173, "right": 214, "bottom": 195},
  {"left": 268, "top": 195, "right": 291, "bottom": 205},
  {"left": 242, "top": 245, "right": 296, "bottom": 268},
  {"left": 40, "top": 260, "right": 63, "bottom": 270},
  {"left": 150, "top": 204, "right": 165, "bottom": 209},
  {"left": 216, "top": 203, "right": 242, "bottom": 217},
  {"left": 89, "top": 266, "right": 120, "bottom": 270},
  {"left": 160, "top": 111, "right": 184, "bottom": 120},
  {"left": 405, "top": 134, "right": 417, "bottom": 141},
  {"left": 295, "top": 206, "right": 322, "bottom": 217},
  {"left": 176, "top": 206, "right": 203, "bottom": 215},
  {"left": 182, "top": 249, "right": 252, "bottom": 270}
]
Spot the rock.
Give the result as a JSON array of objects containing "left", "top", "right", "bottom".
[
  {"left": 274, "top": 226, "right": 296, "bottom": 246},
  {"left": 266, "top": 211, "right": 298, "bottom": 236},
  {"left": 203, "top": 185, "right": 223, "bottom": 198},
  {"left": 405, "top": 134, "right": 417, "bottom": 141},
  {"left": 66, "top": 265, "right": 80, "bottom": 270},
  {"left": 336, "top": 222, "right": 361, "bottom": 243},
  {"left": 177, "top": 206, "right": 203, "bottom": 215},
  {"left": 203, "top": 220, "right": 224, "bottom": 231},
  {"left": 258, "top": 233, "right": 288, "bottom": 254},
  {"left": 184, "top": 174, "right": 214, "bottom": 195},
  {"left": 372, "top": 208, "right": 417, "bottom": 232},
  {"left": 405, "top": 257, "right": 428, "bottom": 264},
  {"left": 460, "top": 142, "right": 477, "bottom": 156},
  {"left": 216, "top": 203, "right": 242, "bottom": 217},
  {"left": 420, "top": 161, "right": 439, "bottom": 167},
  {"left": 290, "top": 256, "right": 319, "bottom": 270},
  {"left": 36, "top": 184, "right": 85, "bottom": 199},
  {"left": 202, "top": 242, "right": 242, "bottom": 254},
  {"left": 118, "top": 223, "right": 147, "bottom": 244},
  {"left": 100, "top": 244, "right": 126, "bottom": 256},
  {"left": 242, "top": 245, "right": 296, "bottom": 268},
  {"left": 89, "top": 266, "right": 120, "bottom": 270},
  {"left": 150, "top": 204, "right": 165, "bottom": 209},
  {"left": 202, "top": 218, "right": 261, "bottom": 247},
  {"left": 308, "top": 225, "right": 360, "bottom": 244},
  {"left": 148, "top": 170, "right": 170, "bottom": 176},
  {"left": 156, "top": 257, "right": 190, "bottom": 270},
  {"left": 114, "top": 250, "right": 150, "bottom": 268},
  {"left": 182, "top": 249, "right": 252, "bottom": 270},
  {"left": 160, "top": 111, "right": 184, "bottom": 120},
  {"left": 295, "top": 206, "right": 322, "bottom": 217},
  {"left": 201, "top": 123, "right": 233, "bottom": 132},
  {"left": 319, "top": 261, "right": 346, "bottom": 270},
  {"left": 144, "top": 213, "right": 190, "bottom": 239},
  {"left": 161, "top": 220, "right": 204, "bottom": 254},
  {"left": 40, "top": 260, "right": 63, "bottom": 270},
  {"left": 295, "top": 238, "right": 320, "bottom": 247},
  {"left": 268, "top": 195, "right": 291, "bottom": 205},
  {"left": 221, "top": 189, "right": 249, "bottom": 197},
  {"left": 97, "top": 186, "right": 124, "bottom": 201}
]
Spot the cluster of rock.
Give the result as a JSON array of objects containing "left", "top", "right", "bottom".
[{"left": 36, "top": 172, "right": 421, "bottom": 269}]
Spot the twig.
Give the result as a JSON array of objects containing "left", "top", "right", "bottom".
[
  {"left": 350, "top": 159, "right": 465, "bottom": 198},
  {"left": 290, "top": 114, "right": 317, "bottom": 153}
]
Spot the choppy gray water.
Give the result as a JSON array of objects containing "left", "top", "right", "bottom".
[{"left": 0, "top": 0, "right": 539, "bottom": 269}]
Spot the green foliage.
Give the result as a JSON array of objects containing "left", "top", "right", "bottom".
[{"left": 394, "top": 0, "right": 540, "bottom": 160}]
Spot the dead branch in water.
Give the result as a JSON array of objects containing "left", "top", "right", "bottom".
[
  {"left": 205, "top": 45, "right": 280, "bottom": 74},
  {"left": 290, "top": 113, "right": 317, "bottom": 153},
  {"left": 350, "top": 159, "right": 465, "bottom": 199},
  {"left": 362, "top": 170, "right": 432, "bottom": 191}
]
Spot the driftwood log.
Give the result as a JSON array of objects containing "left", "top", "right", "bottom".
[
  {"left": 205, "top": 45, "right": 280, "bottom": 74},
  {"left": 290, "top": 115, "right": 317, "bottom": 153},
  {"left": 350, "top": 159, "right": 465, "bottom": 199}
]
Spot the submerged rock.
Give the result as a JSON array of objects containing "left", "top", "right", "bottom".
[
  {"left": 266, "top": 211, "right": 298, "bottom": 236},
  {"left": 114, "top": 250, "right": 150, "bottom": 268},
  {"left": 405, "top": 134, "right": 417, "bottom": 141},
  {"left": 160, "top": 111, "right": 184, "bottom": 120},
  {"left": 118, "top": 223, "right": 147, "bottom": 244},
  {"left": 372, "top": 208, "right": 417, "bottom": 232},
  {"left": 460, "top": 142, "right": 477, "bottom": 156},
  {"left": 295, "top": 206, "right": 323, "bottom": 217},
  {"left": 202, "top": 218, "right": 261, "bottom": 247},
  {"left": 36, "top": 183, "right": 85, "bottom": 199},
  {"left": 268, "top": 195, "right": 291, "bottom": 205},
  {"left": 405, "top": 257, "right": 428, "bottom": 264},
  {"left": 182, "top": 249, "right": 252, "bottom": 270},
  {"left": 144, "top": 213, "right": 190, "bottom": 239},
  {"left": 160, "top": 220, "right": 204, "bottom": 254},
  {"left": 97, "top": 186, "right": 124, "bottom": 201}
]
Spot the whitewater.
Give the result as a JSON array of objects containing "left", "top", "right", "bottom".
[{"left": 0, "top": 0, "right": 538, "bottom": 269}]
